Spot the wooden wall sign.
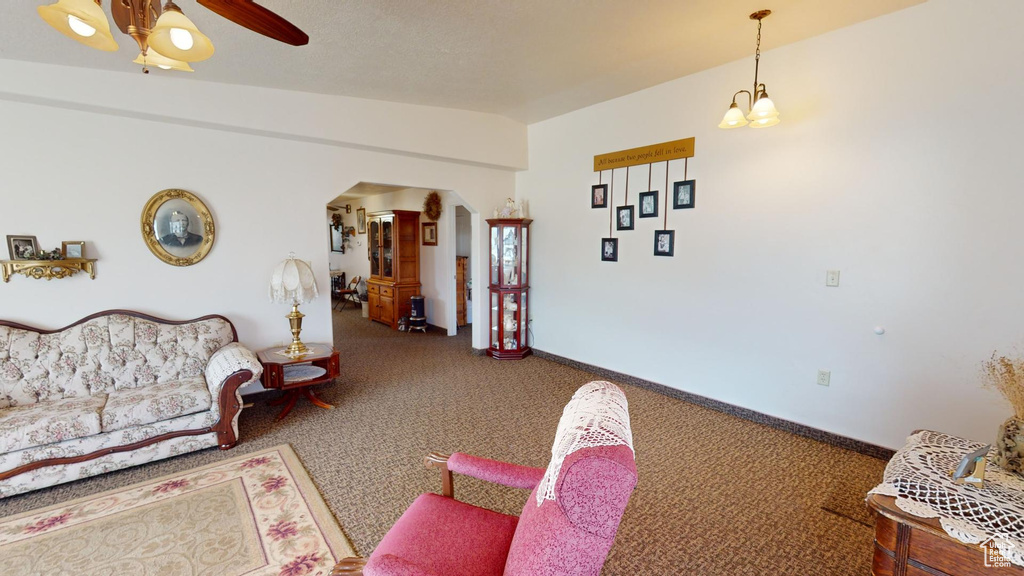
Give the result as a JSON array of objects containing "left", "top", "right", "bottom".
[{"left": 594, "top": 138, "right": 695, "bottom": 172}]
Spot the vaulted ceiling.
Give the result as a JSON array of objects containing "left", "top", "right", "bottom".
[{"left": 2, "top": 1, "right": 923, "bottom": 123}]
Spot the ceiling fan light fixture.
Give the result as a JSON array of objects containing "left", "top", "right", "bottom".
[
  {"left": 148, "top": 1, "right": 214, "bottom": 62},
  {"left": 37, "top": 0, "right": 118, "bottom": 52},
  {"left": 132, "top": 48, "right": 194, "bottom": 72}
]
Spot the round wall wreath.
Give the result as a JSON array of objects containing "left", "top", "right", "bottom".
[{"left": 423, "top": 191, "right": 442, "bottom": 221}]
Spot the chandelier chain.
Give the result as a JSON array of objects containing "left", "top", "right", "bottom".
[{"left": 753, "top": 17, "right": 763, "bottom": 99}]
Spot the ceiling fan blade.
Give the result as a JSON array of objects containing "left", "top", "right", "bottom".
[{"left": 197, "top": 0, "right": 309, "bottom": 46}]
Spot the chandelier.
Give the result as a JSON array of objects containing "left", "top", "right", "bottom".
[
  {"left": 37, "top": 0, "right": 308, "bottom": 74},
  {"left": 719, "top": 9, "right": 781, "bottom": 129}
]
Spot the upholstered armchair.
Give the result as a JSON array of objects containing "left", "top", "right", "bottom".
[{"left": 333, "top": 381, "right": 637, "bottom": 576}]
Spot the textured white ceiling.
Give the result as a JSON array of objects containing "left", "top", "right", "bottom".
[{"left": 2, "top": 1, "right": 923, "bottom": 123}]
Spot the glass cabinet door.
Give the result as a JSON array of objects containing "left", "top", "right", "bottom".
[
  {"left": 501, "top": 226, "right": 520, "bottom": 287},
  {"left": 491, "top": 291, "right": 499, "bottom": 349},
  {"left": 382, "top": 218, "right": 394, "bottom": 279},
  {"left": 369, "top": 220, "right": 380, "bottom": 277},
  {"left": 501, "top": 292, "right": 519, "bottom": 350},
  {"left": 490, "top": 226, "right": 499, "bottom": 285}
]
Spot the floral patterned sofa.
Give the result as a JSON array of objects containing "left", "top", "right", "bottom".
[{"left": 0, "top": 310, "right": 263, "bottom": 499}]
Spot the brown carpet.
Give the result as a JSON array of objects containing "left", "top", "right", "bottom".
[{"left": 0, "top": 308, "right": 886, "bottom": 575}]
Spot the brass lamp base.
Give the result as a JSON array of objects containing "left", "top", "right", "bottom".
[{"left": 284, "top": 302, "right": 309, "bottom": 358}]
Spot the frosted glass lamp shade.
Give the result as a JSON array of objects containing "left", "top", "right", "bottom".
[
  {"left": 750, "top": 116, "right": 781, "bottom": 128},
  {"left": 718, "top": 103, "right": 749, "bottom": 129},
  {"left": 148, "top": 5, "right": 214, "bottom": 63},
  {"left": 747, "top": 96, "right": 780, "bottom": 121},
  {"left": 38, "top": 0, "right": 118, "bottom": 52},
  {"left": 133, "top": 49, "right": 194, "bottom": 72},
  {"left": 269, "top": 256, "right": 319, "bottom": 304}
]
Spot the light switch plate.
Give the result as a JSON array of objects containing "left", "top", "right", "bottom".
[{"left": 826, "top": 270, "right": 840, "bottom": 287}]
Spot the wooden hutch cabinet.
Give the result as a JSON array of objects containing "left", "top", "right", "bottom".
[
  {"left": 367, "top": 210, "right": 421, "bottom": 330},
  {"left": 487, "top": 218, "right": 531, "bottom": 359}
]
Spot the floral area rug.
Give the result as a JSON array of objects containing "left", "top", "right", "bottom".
[{"left": 0, "top": 445, "right": 354, "bottom": 575}]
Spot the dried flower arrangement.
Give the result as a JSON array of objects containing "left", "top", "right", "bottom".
[
  {"left": 423, "top": 191, "right": 442, "bottom": 221},
  {"left": 982, "top": 352, "right": 1024, "bottom": 418}
]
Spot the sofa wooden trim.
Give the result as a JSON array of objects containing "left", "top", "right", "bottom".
[
  {"left": 0, "top": 309, "right": 239, "bottom": 341},
  {"left": 0, "top": 310, "right": 249, "bottom": 483}
]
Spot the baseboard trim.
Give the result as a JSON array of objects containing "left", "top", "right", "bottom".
[
  {"left": 532, "top": 349, "right": 894, "bottom": 461},
  {"left": 471, "top": 347, "right": 487, "bottom": 356}
]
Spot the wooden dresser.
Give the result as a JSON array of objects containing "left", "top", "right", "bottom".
[
  {"left": 366, "top": 210, "right": 420, "bottom": 329},
  {"left": 868, "top": 494, "right": 1024, "bottom": 575}
]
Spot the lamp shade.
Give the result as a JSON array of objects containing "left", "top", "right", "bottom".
[
  {"left": 38, "top": 0, "right": 118, "bottom": 52},
  {"left": 750, "top": 116, "right": 781, "bottom": 128},
  {"left": 148, "top": 3, "right": 214, "bottom": 63},
  {"left": 747, "top": 96, "right": 780, "bottom": 122},
  {"left": 269, "top": 255, "right": 319, "bottom": 304},
  {"left": 133, "top": 49, "right": 194, "bottom": 72},
  {"left": 718, "top": 103, "right": 749, "bottom": 129}
]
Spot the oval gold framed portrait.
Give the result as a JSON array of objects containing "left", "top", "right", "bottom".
[{"left": 141, "top": 189, "right": 215, "bottom": 267}]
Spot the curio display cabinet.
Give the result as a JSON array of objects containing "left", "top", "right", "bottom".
[{"left": 487, "top": 218, "right": 532, "bottom": 359}]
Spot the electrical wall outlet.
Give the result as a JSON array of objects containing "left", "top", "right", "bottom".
[
  {"left": 817, "top": 369, "right": 831, "bottom": 387},
  {"left": 826, "top": 270, "right": 840, "bottom": 287}
]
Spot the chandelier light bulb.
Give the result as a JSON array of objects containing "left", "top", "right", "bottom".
[
  {"left": 66, "top": 14, "right": 96, "bottom": 37},
  {"left": 169, "top": 27, "right": 194, "bottom": 51},
  {"left": 750, "top": 116, "right": 780, "bottom": 128}
]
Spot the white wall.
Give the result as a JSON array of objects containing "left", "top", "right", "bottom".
[
  {"left": 0, "top": 62, "right": 517, "bottom": 391},
  {"left": 516, "top": 0, "right": 1024, "bottom": 449}
]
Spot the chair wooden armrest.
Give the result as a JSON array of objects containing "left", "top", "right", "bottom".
[
  {"left": 424, "top": 451, "right": 454, "bottom": 498},
  {"left": 331, "top": 557, "right": 367, "bottom": 576}
]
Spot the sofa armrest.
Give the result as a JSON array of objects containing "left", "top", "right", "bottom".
[
  {"left": 206, "top": 342, "right": 263, "bottom": 399},
  {"left": 424, "top": 451, "right": 545, "bottom": 498},
  {"left": 206, "top": 342, "right": 263, "bottom": 449}
]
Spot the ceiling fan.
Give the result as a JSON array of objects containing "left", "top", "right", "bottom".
[{"left": 38, "top": 0, "right": 308, "bottom": 73}]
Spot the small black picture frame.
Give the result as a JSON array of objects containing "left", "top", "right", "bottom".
[
  {"left": 673, "top": 180, "right": 696, "bottom": 209},
  {"left": 639, "top": 191, "right": 658, "bottom": 218},
  {"left": 601, "top": 238, "right": 618, "bottom": 262},
  {"left": 591, "top": 184, "right": 608, "bottom": 208},
  {"left": 654, "top": 230, "right": 675, "bottom": 257},
  {"left": 616, "top": 205, "right": 634, "bottom": 230}
]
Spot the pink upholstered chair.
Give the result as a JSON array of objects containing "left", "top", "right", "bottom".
[{"left": 333, "top": 381, "right": 637, "bottom": 576}]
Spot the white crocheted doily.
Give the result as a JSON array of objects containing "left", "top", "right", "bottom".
[
  {"left": 536, "top": 381, "right": 633, "bottom": 505},
  {"left": 868, "top": 430, "right": 1024, "bottom": 566}
]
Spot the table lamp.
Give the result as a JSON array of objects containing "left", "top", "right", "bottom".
[{"left": 269, "top": 253, "right": 319, "bottom": 357}]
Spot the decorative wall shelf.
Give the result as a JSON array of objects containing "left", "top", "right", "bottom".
[{"left": 1, "top": 259, "right": 97, "bottom": 283}]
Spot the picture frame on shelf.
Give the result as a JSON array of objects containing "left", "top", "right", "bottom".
[
  {"left": 616, "top": 205, "right": 634, "bottom": 231},
  {"left": 6, "top": 235, "right": 39, "bottom": 260},
  {"left": 639, "top": 191, "right": 658, "bottom": 218},
  {"left": 601, "top": 238, "right": 618, "bottom": 262},
  {"left": 654, "top": 230, "right": 675, "bottom": 257},
  {"left": 357, "top": 207, "right": 366, "bottom": 234},
  {"left": 591, "top": 184, "right": 608, "bottom": 208},
  {"left": 62, "top": 241, "right": 85, "bottom": 259},
  {"left": 422, "top": 222, "right": 438, "bottom": 246},
  {"left": 673, "top": 180, "right": 696, "bottom": 209}
]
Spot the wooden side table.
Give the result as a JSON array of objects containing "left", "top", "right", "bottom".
[
  {"left": 868, "top": 493, "right": 1024, "bottom": 575},
  {"left": 257, "top": 343, "right": 339, "bottom": 421}
]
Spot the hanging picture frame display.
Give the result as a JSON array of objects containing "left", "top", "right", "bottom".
[
  {"left": 140, "top": 189, "right": 215, "bottom": 267},
  {"left": 601, "top": 238, "right": 618, "bottom": 262},
  {"left": 357, "top": 208, "right": 366, "bottom": 234},
  {"left": 591, "top": 184, "right": 608, "bottom": 208},
  {"left": 422, "top": 222, "right": 438, "bottom": 246},
  {"left": 673, "top": 180, "right": 696, "bottom": 209},
  {"left": 654, "top": 230, "right": 675, "bottom": 257},
  {"left": 639, "top": 191, "right": 658, "bottom": 218},
  {"left": 616, "top": 206, "right": 634, "bottom": 231}
]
